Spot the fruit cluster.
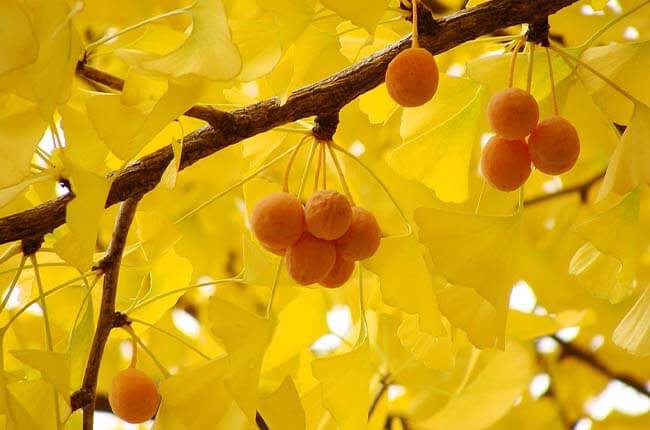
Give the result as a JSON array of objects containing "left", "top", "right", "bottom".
[
  {"left": 251, "top": 190, "right": 381, "bottom": 288},
  {"left": 481, "top": 87, "right": 580, "bottom": 192}
]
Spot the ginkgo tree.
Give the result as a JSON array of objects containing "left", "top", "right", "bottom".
[{"left": 0, "top": 0, "right": 649, "bottom": 429}]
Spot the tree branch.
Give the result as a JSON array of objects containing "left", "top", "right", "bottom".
[
  {"left": 524, "top": 171, "right": 605, "bottom": 206},
  {"left": 0, "top": 0, "right": 579, "bottom": 246},
  {"left": 69, "top": 196, "right": 141, "bottom": 429},
  {"left": 552, "top": 336, "right": 649, "bottom": 397}
]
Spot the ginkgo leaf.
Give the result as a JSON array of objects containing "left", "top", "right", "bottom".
[
  {"left": 10, "top": 350, "right": 70, "bottom": 398},
  {"left": 259, "top": 377, "right": 306, "bottom": 430},
  {"left": 391, "top": 77, "right": 484, "bottom": 203},
  {"left": 507, "top": 309, "right": 595, "bottom": 341},
  {"left": 613, "top": 287, "right": 650, "bottom": 356},
  {"left": 0, "top": 95, "right": 48, "bottom": 189},
  {"left": 0, "top": 1, "right": 38, "bottom": 75},
  {"left": 415, "top": 208, "right": 522, "bottom": 349},
  {"left": 135, "top": 0, "right": 242, "bottom": 81},
  {"left": 209, "top": 298, "right": 275, "bottom": 424},
  {"left": 366, "top": 236, "right": 445, "bottom": 335},
  {"left": 135, "top": 210, "right": 182, "bottom": 261},
  {"left": 54, "top": 161, "right": 112, "bottom": 272},
  {"left": 580, "top": 42, "right": 650, "bottom": 125},
  {"left": 0, "top": 0, "right": 82, "bottom": 118},
  {"left": 598, "top": 104, "right": 650, "bottom": 199},
  {"left": 418, "top": 342, "right": 534, "bottom": 430},
  {"left": 320, "top": 0, "right": 390, "bottom": 32},
  {"left": 6, "top": 378, "right": 59, "bottom": 430},
  {"left": 571, "top": 189, "right": 640, "bottom": 303},
  {"left": 59, "top": 105, "right": 109, "bottom": 172},
  {"left": 312, "top": 341, "right": 371, "bottom": 430},
  {"left": 157, "top": 356, "right": 235, "bottom": 429},
  {"left": 438, "top": 284, "right": 499, "bottom": 349},
  {"left": 397, "top": 314, "right": 455, "bottom": 370},
  {"left": 87, "top": 79, "right": 202, "bottom": 161}
]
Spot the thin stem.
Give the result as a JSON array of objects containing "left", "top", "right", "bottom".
[
  {"left": 0, "top": 262, "right": 69, "bottom": 277},
  {"left": 0, "top": 244, "right": 21, "bottom": 265},
  {"left": 66, "top": 274, "right": 101, "bottom": 353},
  {"left": 85, "top": 6, "right": 191, "bottom": 52},
  {"left": 129, "top": 277, "right": 241, "bottom": 313},
  {"left": 122, "top": 325, "right": 138, "bottom": 369},
  {"left": 475, "top": 180, "right": 487, "bottom": 215},
  {"left": 36, "top": 148, "right": 55, "bottom": 168},
  {"left": 460, "top": 35, "right": 519, "bottom": 46},
  {"left": 134, "top": 335, "right": 170, "bottom": 378},
  {"left": 0, "top": 256, "right": 26, "bottom": 315},
  {"left": 526, "top": 42, "right": 535, "bottom": 92},
  {"left": 313, "top": 141, "right": 323, "bottom": 193},
  {"left": 546, "top": 47, "right": 559, "bottom": 115},
  {"left": 581, "top": 0, "right": 650, "bottom": 51},
  {"left": 331, "top": 143, "right": 413, "bottom": 237},
  {"left": 412, "top": 0, "right": 420, "bottom": 48},
  {"left": 326, "top": 143, "right": 354, "bottom": 205},
  {"left": 176, "top": 145, "right": 298, "bottom": 224},
  {"left": 550, "top": 44, "right": 642, "bottom": 105},
  {"left": 298, "top": 140, "right": 318, "bottom": 200},
  {"left": 284, "top": 135, "right": 312, "bottom": 192},
  {"left": 265, "top": 258, "right": 283, "bottom": 319},
  {"left": 29, "top": 255, "right": 56, "bottom": 351},
  {"left": 129, "top": 317, "right": 210, "bottom": 360},
  {"left": 30, "top": 163, "right": 45, "bottom": 172},
  {"left": 455, "top": 346, "right": 480, "bottom": 394},
  {"left": 322, "top": 141, "right": 327, "bottom": 190},
  {"left": 508, "top": 38, "right": 525, "bottom": 88},
  {"left": 356, "top": 263, "right": 368, "bottom": 346}
]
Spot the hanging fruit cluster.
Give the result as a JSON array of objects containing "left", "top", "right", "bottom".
[
  {"left": 481, "top": 43, "right": 581, "bottom": 192},
  {"left": 251, "top": 140, "right": 381, "bottom": 288}
]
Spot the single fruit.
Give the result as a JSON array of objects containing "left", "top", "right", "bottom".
[
  {"left": 487, "top": 88, "right": 539, "bottom": 139},
  {"left": 286, "top": 232, "right": 336, "bottom": 285},
  {"left": 251, "top": 192, "right": 305, "bottom": 249},
  {"left": 481, "top": 136, "right": 532, "bottom": 192},
  {"left": 528, "top": 116, "right": 580, "bottom": 175},
  {"left": 109, "top": 368, "right": 160, "bottom": 424},
  {"left": 320, "top": 254, "right": 355, "bottom": 288},
  {"left": 385, "top": 47, "right": 439, "bottom": 107},
  {"left": 305, "top": 190, "right": 353, "bottom": 240},
  {"left": 335, "top": 207, "right": 381, "bottom": 261}
]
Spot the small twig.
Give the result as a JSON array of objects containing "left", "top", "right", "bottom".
[
  {"left": 552, "top": 336, "right": 649, "bottom": 397},
  {"left": 368, "top": 375, "right": 391, "bottom": 419},
  {"left": 524, "top": 171, "right": 605, "bottom": 206},
  {"left": 256, "top": 411, "right": 270, "bottom": 430},
  {"left": 70, "top": 196, "right": 142, "bottom": 429}
]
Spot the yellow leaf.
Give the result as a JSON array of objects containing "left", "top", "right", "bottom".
[
  {"left": 311, "top": 341, "right": 371, "bottom": 430},
  {"left": 54, "top": 162, "right": 112, "bottom": 272},
  {"left": 507, "top": 309, "right": 595, "bottom": 340},
  {"left": 6, "top": 379, "right": 59, "bottom": 430},
  {"left": 157, "top": 357, "right": 235, "bottom": 429},
  {"left": 136, "top": 0, "right": 242, "bottom": 81},
  {"left": 366, "top": 236, "right": 445, "bottom": 335},
  {"left": 0, "top": 1, "right": 38, "bottom": 74},
  {"left": 415, "top": 209, "right": 522, "bottom": 348},
  {"left": 209, "top": 298, "right": 275, "bottom": 424},
  {"left": 259, "top": 377, "right": 306, "bottom": 430},
  {"left": 10, "top": 350, "right": 70, "bottom": 398},
  {"left": 59, "top": 105, "right": 109, "bottom": 172},
  {"left": 571, "top": 189, "right": 640, "bottom": 303},
  {"left": 0, "top": 95, "right": 48, "bottom": 188},
  {"left": 391, "top": 77, "right": 484, "bottom": 203},
  {"left": 397, "top": 314, "right": 455, "bottom": 370},
  {"left": 598, "top": 104, "right": 650, "bottom": 199},
  {"left": 419, "top": 342, "right": 534, "bottom": 430},
  {"left": 438, "top": 284, "right": 498, "bottom": 349},
  {"left": 613, "top": 287, "right": 650, "bottom": 356},
  {"left": 320, "top": 0, "right": 390, "bottom": 32}
]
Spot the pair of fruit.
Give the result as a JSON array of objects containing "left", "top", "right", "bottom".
[
  {"left": 481, "top": 87, "right": 580, "bottom": 192},
  {"left": 109, "top": 367, "right": 160, "bottom": 424},
  {"left": 251, "top": 190, "right": 381, "bottom": 287}
]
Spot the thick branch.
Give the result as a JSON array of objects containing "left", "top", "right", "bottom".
[
  {"left": 70, "top": 197, "right": 141, "bottom": 429},
  {"left": 0, "top": 0, "right": 579, "bottom": 246}
]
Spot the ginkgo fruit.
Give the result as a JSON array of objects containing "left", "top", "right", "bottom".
[
  {"left": 251, "top": 192, "right": 305, "bottom": 249},
  {"left": 109, "top": 368, "right": 161, "bottom": 424},
  {"left": 286, "top": 231, "right": 337, "bottom": 285},
  {"left": 528, "top": 116, "right": 580, "bottom": 175},
  {"left": 335, "top": 207, "right": 381, "bottom": 261},
  {"left": 487, "top": 88, "right": 539, "bottom": 139},
  {"left": 320, "top": 253, "right": 355, "bottom": 288},
  {"left": 304, "top": 190, "right": 353, "bottom": 240},
  {"left": 385, "top": 47, "right": 439, "bottom": 107},
  {"left": 481, "top": 136, "right": 532, "bottom": 192}
]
